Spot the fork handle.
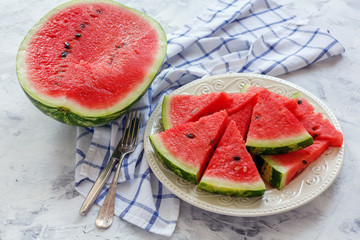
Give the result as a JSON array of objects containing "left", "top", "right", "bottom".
[
  {"left": 79, "top": 156, "right": 118, "bottom": 215},
  {"left": 95, "top": 153, "right": 125, "bottom": 229}
]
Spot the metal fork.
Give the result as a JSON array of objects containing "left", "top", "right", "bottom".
[
  {"left": 93, "top": 110, "right": 141, "bottom": 229},
  {"left": 95, "top": 110, "right": 141, "bottom": 229}
]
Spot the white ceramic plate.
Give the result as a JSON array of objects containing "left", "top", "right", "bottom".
[{"left": 143, "top": 73, "right": 345, "bottom": 217}]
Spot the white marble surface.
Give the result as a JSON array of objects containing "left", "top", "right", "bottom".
[{"left": 1, "top": 0, "right": 360, "bottom": 239}]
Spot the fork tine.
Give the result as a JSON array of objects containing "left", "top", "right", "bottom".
[
  {"left": 120, "top": 112, "right": 131, "bottom": 145},
  {"left": 124, "top": 111, "right": 133, "bottom": 145},
  {"left": 127, "top": 110, "right": 137, "bottom": 146},
  {"left": 133, "top": 112, "right": 141, "bottom": 146}
]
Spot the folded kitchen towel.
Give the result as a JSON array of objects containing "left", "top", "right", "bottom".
[{"left": 75, "top": 0, "right": 344, "bottom": 236}]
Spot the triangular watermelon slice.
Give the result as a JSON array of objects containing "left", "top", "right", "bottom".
[
  {"left": 255, "top": 140, "right": 329, "bottom": 190},
  {"left": 162, "top": 92, "right": 231, "bottom": 130},
  {"left": 290, "top": 97, "right": 343, "bottom": 147},
  {"left": 150, "top": 111, "right": 228, "bottom": 184},
  {"left": 246, "top": 86, "right": 343, "bottom": 148},
  {"left": 198, "top": 121, "right": 265, "bottom": 197},
  {"left": 246, "top": 91, "right": 313, "bottom": 155}
]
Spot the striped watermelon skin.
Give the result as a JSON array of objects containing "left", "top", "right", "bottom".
[{"left": 16, "top": 0, "right": 167, "bottom": 126}]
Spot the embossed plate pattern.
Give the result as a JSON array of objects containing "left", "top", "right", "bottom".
[{"left": 143, "top": 73, "right": 345, "bottom": 217}]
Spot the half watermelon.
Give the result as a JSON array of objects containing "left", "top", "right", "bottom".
[
  {"left": 149, "top": 111, "right": 228, "bottom": 184},
  {"left": 17, "top": 0, "right": 167, "bottom": 126},
  {"left": 198, "top": 121, "right": 265, "bottom": 197}
]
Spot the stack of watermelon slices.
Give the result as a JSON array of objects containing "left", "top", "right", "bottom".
[{"left": 149, "top": 85, "right": 343, "bottom": 197}]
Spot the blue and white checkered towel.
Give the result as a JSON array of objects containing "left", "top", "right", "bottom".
[{"left": 75, "top": 0, "right": 344, "bottom": 236}]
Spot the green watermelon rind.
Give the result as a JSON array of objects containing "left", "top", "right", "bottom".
[
  {"left": 149, "top": 134, "right": 199, "bottom": 184},
  {"left": 198, "top": 176, "right": 266, "bottom": 197},
  {"left": 16, "top": 0, "right": 167, "bottom": 127},
  {"left": 254, "top": 155, "right": 287, "bottom": 190},
  {"left": 246, "top": 133, "right": 313, "bottom": 155},
  {"left": 161, "top": 95, "right": 173, "bottom": 130},
  {"left": 239, "top": 83, "right": 251, "bottom": 93},
  {"left": 289, "top": 92, "right": 302, "bottom": 99}
]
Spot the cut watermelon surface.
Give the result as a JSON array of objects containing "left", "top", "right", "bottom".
[
  {"left": 228, "top": 96, "right": 257, "bottom": 139},
  {"left": 17, "top": 0, "right": 167, "bottom": 126},
  {"left": 245, "top": 85, "right": 299, "bottom": 113},
  {"left": 290, "top": 97, "right": 343, "bottom": 147},
  {"left": 255, "top": 140, "right": 329, "bottom": 189},
  {"left": 246, "top": 91, "right": 313, "bottom": 155},
  {"left": 198, "top": 121, "right": 265, "bottom": 197},
  {"left": 162, "top": 92, "right": 231, "bottom": 130},
  {"left": 150, "top": 111, "right": 228, "bottom": 184},
  {"left": 225, "top": 92, "right": 258, "bottom": 115}
]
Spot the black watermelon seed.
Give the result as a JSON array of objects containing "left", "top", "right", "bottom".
[
  {"left": 313, "top": 134, "right": 318, "bottom": 138},
  {"left": 210, "top": 139, "right": 215, "bottom": 144},
  {"left": 302, "top": 160, "right": 308, "bottom": 165},
  {"left": 61, "top": 51, "right": 69, "bottom": 58},
  {"left": 97, "top": 9, "right": 102, "bottom": 14},
  {"left": 64, "top": 42, "right": 70, "bottom": 49},
  {"left": 234, "top": 156, "right": 241, "bottom": 161},
  {"left": 255, "top": 115, "right": 260, "bottom": 120},
  {"left": 75, "top": 33, "right": 81, "bottom": 38},
  {"left": 80, "top": 24, "right": 86, "bottom": 28},
  {"left": 297, "top": 99, "right": 302, "bottom": 104},
  {"left": 186, "top": 133, "right": 194, "bottom": 138}
]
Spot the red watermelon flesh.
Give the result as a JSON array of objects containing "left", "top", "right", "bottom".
[
  {"left": 256, "top": 140, "right": 329, "bottom": 189},
  {"left": 292, "top": 98, "right": 343, "bottom": 147},
  {"left": 198, "top": 121, "right": 265, "bottom": 197},
  {"left": 246, "top": 91, "right": 313, "bottom": 155},
  {"left": 24, "top": 2, "right": 161, "bottom": 110},
  {"left": 246, "top": 86, "right": 298, "bottom": 112},
  {"left": 150, "top": 111, "right": 228, "bottom": 184},
  {"left": 228, "top": 96, "right": 257, "bottom": 139},
  {"left": 225, "top": 92, "right": 258, "bottom": 115},
  {"left": 162, "top": 92, "right": 231, "bottom": 130}
]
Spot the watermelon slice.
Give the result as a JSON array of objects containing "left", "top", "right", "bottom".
[
  {"left": 290, "top": 97, "right": 343, "bottom": 147},
  {"left": 16, "top": 0, "right": 167, "bottom": 126},
  {"left": 198, "top": 121, "right": 266, "bottom": 197},
  {"left": 245, "top": 86, "right": 343, "bottom": 148},
  {"left": 162, "top": 92, "right": 231, "bottom": 130},
  {"left": 246, "top": 91, "right": 313, "bottom": 155},
  {"left": 255, "top": 140, "right": 329, "bottom": 189},
  {"left": 149, "top": 111, "right": 228, "bottom": 184}
]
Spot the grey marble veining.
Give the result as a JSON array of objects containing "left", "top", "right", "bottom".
[{"left": 1, "top": 0, "right": 360, "bottom": 239}]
